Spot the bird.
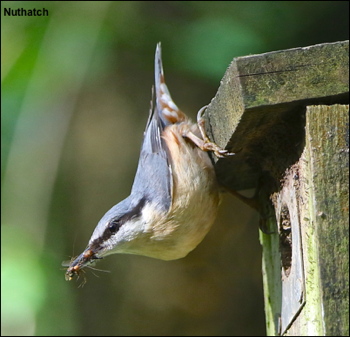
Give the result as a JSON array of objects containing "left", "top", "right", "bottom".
[{"left": 65, "top": 43, "right": 233, "bottom": 281}]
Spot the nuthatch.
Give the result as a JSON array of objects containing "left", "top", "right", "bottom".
[{"left": 65, "top": 43, "right": 233, "bottom": 281}]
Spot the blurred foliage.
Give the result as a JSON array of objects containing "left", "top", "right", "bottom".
[{"left": 1, "top": 1, "right": 348, "bottom": 336}]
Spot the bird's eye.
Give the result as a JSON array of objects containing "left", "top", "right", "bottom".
[{"left": 108, "top": 220, "right": 119, "bottom": 233}]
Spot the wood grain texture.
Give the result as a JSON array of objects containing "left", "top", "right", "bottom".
[{"left": 207, "top": 41, "right": 349, "bottom": 191}]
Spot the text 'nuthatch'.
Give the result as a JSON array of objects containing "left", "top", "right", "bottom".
[{"left": 65, "top": 43, "right": 233, "bottom": 282}]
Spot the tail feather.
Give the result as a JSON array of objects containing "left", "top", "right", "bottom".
[{"left": 155, "top": 43, "right": 187, "bottom": 125}]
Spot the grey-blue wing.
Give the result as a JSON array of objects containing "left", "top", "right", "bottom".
[
  {"left": 130, "top": 44, "right": 176, "bottom": 213},
  {"left": 130, "top": 106, "right": 172, "bottom": 213}
]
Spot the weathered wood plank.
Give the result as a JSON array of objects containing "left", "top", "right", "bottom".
[
  {"left": 260, "top": 105, "right": 349, "bottom": 336},
  {"left": 301, "top": 105, "right": 349, "bottom": 336},
  {"left": 207, "top": 41, "right": 349, "bottom": 191}
]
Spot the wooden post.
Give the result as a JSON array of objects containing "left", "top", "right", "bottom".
[{"left": 206, "top": 41, "right": 349, "bottom": 336}]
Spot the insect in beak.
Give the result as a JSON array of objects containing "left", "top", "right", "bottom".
[{"left": 63, "top": 249, "right": 101, "bottom": 282}]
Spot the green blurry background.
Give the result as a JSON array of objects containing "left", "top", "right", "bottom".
[{"left": 2, "top": 1, "right": 348, "bottom": 336}]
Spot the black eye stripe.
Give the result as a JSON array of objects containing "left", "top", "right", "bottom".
[{"left": 90, "top": 198, "right": 147, "bottom": 250}]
